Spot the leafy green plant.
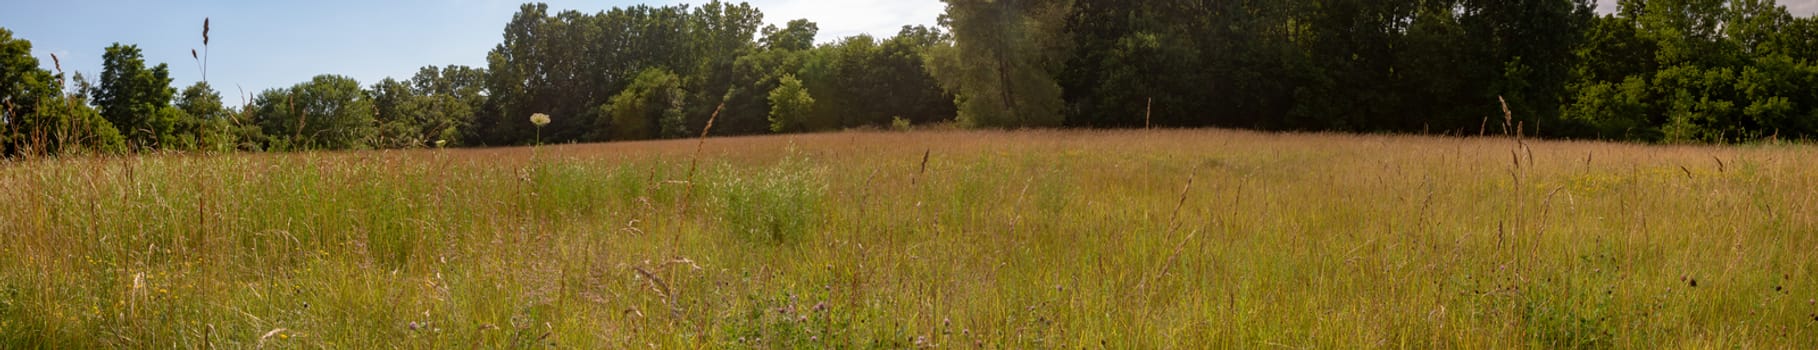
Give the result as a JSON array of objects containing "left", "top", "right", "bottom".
[
  {"left": 890, "top": 116, "right": 912, "bottom": 132},
  {"left": 767, "top": 74, "right": 814, "bottom": 133}
]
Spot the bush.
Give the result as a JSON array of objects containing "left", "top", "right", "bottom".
[{"left": 890, "top": 116, "right": 912, "bottom": 131}]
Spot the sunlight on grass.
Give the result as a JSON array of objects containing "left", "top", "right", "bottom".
[{"left": 2, "top": 129, "right": 1816, "bottom": 348}]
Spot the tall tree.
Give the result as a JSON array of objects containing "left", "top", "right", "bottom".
[
  {"left": 1, "top": 27, "right": 59, "bottom": 155},
  {"left": 721, "top": 20, "right": 815, "bottom": 136},
  {"left": 369, "top": 78, "right": 422, "bottom": 148},
  {"left": 408, "top": 65, "right": 486, "bottom": 146},
  {"left": 1458, "top": 0, "right": 1595, "bottom": 135},
  {"left": 480, "top": 3, "right": 554, "bottom": 146},
  {"left": 682, "top": 1, "right": 764, "bottom": 132},
  {"left": 2, "top": 29, "right": 126, "bottom": 156},
  {"left": 876, "top": 26, "right": 958, "bottom": 126},
  {"left": 1059, "top": 0, "right": 1224, "bottom": 128},
  {"left": 929, "top": 0, "right": 1073, "bottom": 128},
  {"left": 800, "top": 34, "right": 884, "bottom": 130},
  {"left": 93, "top": 43, "right": 178, "bottom": 149}
]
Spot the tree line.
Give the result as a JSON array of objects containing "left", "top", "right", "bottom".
[{"left": 4, "top": 0, "right": 1816, "bottom": 156}]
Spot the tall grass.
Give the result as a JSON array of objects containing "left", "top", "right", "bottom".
[{"left": 1, "top": 129, "right": 1815, "bottom": 348}]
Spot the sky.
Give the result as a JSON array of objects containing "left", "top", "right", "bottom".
[
  {"left": 2, "top": 0, "right": 1813, "bottom": 107},
  {"left": 1, "top": 0, "right": 944, "bottom": 106}
]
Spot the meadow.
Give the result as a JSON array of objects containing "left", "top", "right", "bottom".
[{"left": 1, "top": 128, "right": 1815, "bottom": 348}]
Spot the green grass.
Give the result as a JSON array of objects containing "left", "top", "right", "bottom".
[{"left": 2, "top": 129, "right": 1816, "bottom": 348}]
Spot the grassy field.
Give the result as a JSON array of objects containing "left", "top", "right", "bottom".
[{"left": 1, "top": 129, "right": 1815, "bottom": 348}]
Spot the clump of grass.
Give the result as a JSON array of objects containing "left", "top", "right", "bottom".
[{"left": 709, "top": 153, "right": 825, "bottom": 245}]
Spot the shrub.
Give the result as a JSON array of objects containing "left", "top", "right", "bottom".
[{"left": 890, "top": 116, "right": 912, "bottom": 131}]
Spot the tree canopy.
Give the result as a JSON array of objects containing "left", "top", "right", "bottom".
[{"left": 4, "top": 0, "right": 1816, "bottom": 157}]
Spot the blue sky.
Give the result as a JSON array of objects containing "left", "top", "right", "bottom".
[
  {"left": 1, "top": 0, "right": 943, "bottom": 105},
  {"left": 3, "top": 0, "right": 1813, "bottom": 107}
]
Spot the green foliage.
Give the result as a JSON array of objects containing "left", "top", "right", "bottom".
[
  {"left": 711, "top": 156, "right": 825, "bottom": 245},
  {"left": 798, "top": 35, "right": 882, "bottom": 130},
  {"left": 2, "top": 31, "right": 79, "bottom": 155},
  {"left": 891, "top": 116, "right": 913, "bottom": 131},
  {"left": 370, "top": 77, "right": 474, "bottom": 148},
  {"left": 876, "top": 26, "right": 959, "bottom": 125},
  {"left": 24, "top": 94, "right": 127, "bottom": 155},
  {"left": 0, "top": 29, "right": 126, "bottom": 156},
  {"left": 1655, "top": 64, "right": 1739, "bottom": 142},
  {"left": 16, "top": 0, "right": 1818, "bottom": 155},
  {"left": 766, "top": 74, "right": 813, "bottom": 133},
  {"left": 147, "top": 105, "right": 187, "bottom": 149},
  {"left": 796, "top": 28, "right": 955, "bottom": 130},
  {"left": 479, "top": 2, "right": 760, "bottom": 145},
  {"left": 930, "top": 0, "right": 1071, "bottom": 128},
  {"left": 678, "top": 1, "right": 765, "bottom": 137},
  {"left": 760, "top": 19, "right": 818, "bottom": 52},
  {"left": 406, "top": 95, "right": 473, "bottom": 147},
  {"left": 0, "top": 28, "right": 55, "bottom": 127},
  {"left": 722, "top": 43, "right": 809, "bottom": 135},
  {"left": 603, "top": 68, "right": 687, "bottom": 141},
  {"left": 369, "top": 78, "right": 418, "bottom": 148},
  {"left": 1553, "top": 0, "right": 1818, "bottom": 143},
  {"left": 407, "top": 65, "right": 486, "bottom": 146},
  {"left": 1636, "top": 0, "right": 1733, "bottom": 66},
  {"left": 94, "top": 43, "right": 177, "bottom": 150},
  {"left": 250, "top": 75, "right": 376, "bottom": 150},
  {"left": 173, "top": 82, "right": 233, "bottom": 151},
  {"left": 1058, "top": 0, "right": 1214, "bottom": 128},
  {"left": 1565, "top": 77, "right": 1652, "bottom": 139}
]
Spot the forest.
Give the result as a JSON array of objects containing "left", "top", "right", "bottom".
[{"left": 4, "top": 0, "right": 1817, "bottom": 156}]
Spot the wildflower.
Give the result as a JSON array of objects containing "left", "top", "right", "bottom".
[
  {"left": 435, "top": 140, "right": 447, "bottom": 148},
  {"left": 530, "top": 113, "right": 552, "bottom": 146}
]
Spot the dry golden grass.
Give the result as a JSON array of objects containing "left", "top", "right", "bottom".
[{"left": 1, "top": 128, "right": 1815, "bottom": 348}]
